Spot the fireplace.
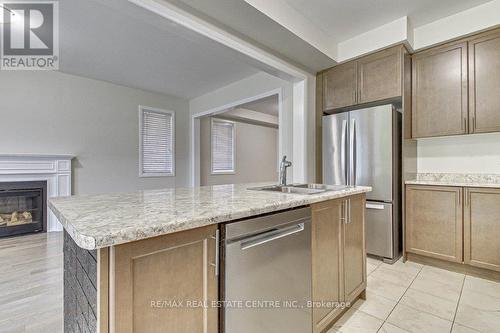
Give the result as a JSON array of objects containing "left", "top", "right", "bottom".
[{"left": 0, "top": 181, "right": 47, "bottom": 237}]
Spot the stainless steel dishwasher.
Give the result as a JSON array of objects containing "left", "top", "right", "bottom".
[{"left": 224, "top": 207, "right": 312, "bottom": 333}]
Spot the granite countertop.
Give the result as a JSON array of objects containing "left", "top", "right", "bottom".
[
  {"left": 405, "top": 173, "right": 500, "bottom": 188},
  {"left": 49, "top": 183, "right": 371, "bottom": 250}
]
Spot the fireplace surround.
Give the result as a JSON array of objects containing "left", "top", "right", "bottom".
[{"left": 0, "top": 154, "right": 74, "bottom": 232}]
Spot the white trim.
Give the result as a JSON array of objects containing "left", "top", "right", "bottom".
[
  {"left": 210, "top": 118, "right": 236, "bottom": 175},
  {"left": 138, "top": 105, "right": 176, "bottom": 178},
  {"left": 191, "top": 88, "right": 284, "bottom": 186}
]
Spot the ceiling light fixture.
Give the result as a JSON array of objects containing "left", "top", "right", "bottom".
[{"left": 0, "top": 5, "right": 15, "bottom": 24}]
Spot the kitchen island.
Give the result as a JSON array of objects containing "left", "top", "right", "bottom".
[{"left": 49, "top": 183, "right": 371, "bottom": 333}]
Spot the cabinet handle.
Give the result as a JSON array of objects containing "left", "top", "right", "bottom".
[
  {"left": 345, "top": 199, "right": 351, "bottom": 224},
  {"left": 463, "top": 117, "right": 467, "bottom": 131},
  {"left": 472, "top": 116, "right": 476, "bottom": 132},
  {"left": 209, "top": 229, "right": 220, "bottom": 277}
]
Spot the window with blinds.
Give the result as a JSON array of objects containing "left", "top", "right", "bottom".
[
  {"left": 139, "top": 107, "right": 175, "bottom": 177},
  {"left": 211, "top": 119, "right": 235, "bottom": 174}
]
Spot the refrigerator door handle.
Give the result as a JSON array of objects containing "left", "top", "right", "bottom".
[
  {"left": 350, "top": 119, "right": 357, "bottom": 186},
  {"left": 342, "top": 119, "right": 348, "bottom": 185}
]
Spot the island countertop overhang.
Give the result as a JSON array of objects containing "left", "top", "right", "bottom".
[{"left": 48, "top": 183, "right": 371, "bottom": 250}]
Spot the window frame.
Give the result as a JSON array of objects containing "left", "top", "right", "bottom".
[
  {"left": 139, "top": 105, "right": 176, "bottom": 178},
  {"left": 210, "top": 118, "right": 236, "bottom": 175}
]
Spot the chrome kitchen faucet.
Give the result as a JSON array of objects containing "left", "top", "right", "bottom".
[{"left": 279, "top": 156, "right": 292, "bottom": 186}]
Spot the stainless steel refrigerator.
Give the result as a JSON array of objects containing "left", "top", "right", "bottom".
[{"left": 322, "top": 104, "right": 401, "bottom": 262}]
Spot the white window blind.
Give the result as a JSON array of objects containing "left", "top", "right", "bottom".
[
  {"left": 140, "top": 107, "right": 175, "bottom": 176},
  {"left": 211, "top": 119, "right": 235, "bottom": 173}
]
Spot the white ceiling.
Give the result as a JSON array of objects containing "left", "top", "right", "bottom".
[
  {"left": 168, "top": 0, "right": 337, "bottom": 72},
  {"left": 238, "top": 95, "right": 279, "bottom": 116},
  {"left": 284, "top": 0, "right": 494, "bottom": 42},
  {"left": 58, "top": 0, "right": 260, "bottom": 99}
]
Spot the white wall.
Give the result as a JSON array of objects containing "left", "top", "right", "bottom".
[
  {"left": 190, "top": 72, "right": 295, "bottom": 180},
  {"left": 417, "top": 133, "right": 500, "bottom": 174},
  {"left": 0, "top": 71, "right": 190, "bottom": 195},
  {"left": 200, "top": 117, "right": 278, "bottom": 186}
]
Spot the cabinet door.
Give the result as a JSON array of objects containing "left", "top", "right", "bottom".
[
  {"left": 343, "top": 194, "right": 366, "bottom": 302},
  {"left": 406, "top": 185, "right": 463, "bottom": 262},
  {"left": 412, "top": 42, "right": 468, "bottom": 138},
  {"left": 311, "top": 199, "right": 343, "bottom": 333},
  {"left": 464, "top": 188, "right": 500, "bottom": 272},
  {"left": 468, "top": 29, "right": 500, "bottom": 134},
  {"left": 110, "top": 225, "right": 219, "bottom": 333},
  {"left": 323, "top": 62, "right": 357, "bottom": 110},
  {"left": 357, "top": 46, "right": 402, "bottom": 104}
]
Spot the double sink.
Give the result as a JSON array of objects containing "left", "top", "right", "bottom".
[{"left": 249, "top": 183, "right": 351, "bottom": 195}]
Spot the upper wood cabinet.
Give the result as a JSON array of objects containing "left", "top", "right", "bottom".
[
  {"left": 109, "top": 225, "right": 219, "bottom": 333},
  {"left": 357, "top": 47, "right": 402, "bottom": 104},
  {"left": 412, "top": 42, "right": 468, "bottom": 138},
  {"left": 406, "top": 185, "right": 463, "bottom": 263},
  {"left": 468, "top": 30, "right": 500, "bottom": 134},
  {"left": 322, "top": 45, "right": 404, "bottom": 111},
  {"left": 311, "top": 194, "right": 366, "bottom": 333},
  {"left": 323, "top": 62, "right": 357, "bottom": 110},
  {"left": 464, "top": 188, "right": 500, "bottom": 272},
  {"left": 410, "top": 27, "right": 500, "bottom": 138}
]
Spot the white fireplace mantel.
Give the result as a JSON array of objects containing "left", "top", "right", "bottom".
[{"left": 0, "top": 154, "right": 75, "bottom": 232}]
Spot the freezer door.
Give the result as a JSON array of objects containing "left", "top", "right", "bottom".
[
  {"left": 322, "top": 113, "right": 349, "bottom": 186},
  {"left": 349, "top": 105, "right": 394, "bottom": 201},
  {"left": 365, "top": 201, "right": 394, "bottom": 259}
]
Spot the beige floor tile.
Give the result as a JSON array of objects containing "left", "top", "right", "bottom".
[
  {"left": 455, "top": 302, "right": 500, "bottom": 333},
  {"left": 451, "top": 323, "right": 481, "bottom": 333},
  {"left": 367, "top": 262, "right": 379, "bottom": 276},
  {"left": 410, "top": 275, "right": 462, "bottom": 303},
  {"left": 370, "top": 266, "right": 417, "bottom": 288},
  {"left": 459, "top": 288, "right": 500, "bottom": 312},
  {"left": 367, "top": 275, "right": 408, "bottom": 301},
  {"left": 351, "top": 291, "right": 398, "bottom": 320},
  {"left": 381, "top": 259, "right": 423, "bottom": 276},
  {"left": 387, "top": 303, "right": 453, "bottom": 333},
  {"left": 330, "top": 308, "right": 384, "bottom": 333},
  {"left": 378, "top": 322, "right": 411, "bottom": 333},
  {"left": 367, "top": 257, "right": 383, "bottom": 268},
  {"left": 399, "top": 288, "right": 457, "bottom": 321},
  {"left": 418, "top": 265, "right": 465, "bottom": 286},
  {"left": 463, "top": 275, "right": 500, "bottom": 297}
]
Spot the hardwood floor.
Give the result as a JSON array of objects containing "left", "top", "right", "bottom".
[{"left": 0, "top": 232, "right": 63, "bottom": 333}]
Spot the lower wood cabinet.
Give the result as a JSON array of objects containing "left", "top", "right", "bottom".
[
  {"left": 311, "top": 199, "right": 343, "bottom": 333},
  {"left": 342, "top": 194, "right": 366, "bottom": 302},
  {"left": 405, "top": 185, "right": 463, "bottom": 263},
  {"left": 311, "top": 194, "right": 366, "bottom": 333},
  {"left": 406, "top": 185, "right": 500, "bottom": 273},
  {"left": 464, "top": 187, "right": 500, "bottom": 272},
  {"left": 109, "top": 225, "right": 218, "bottom": 333}
]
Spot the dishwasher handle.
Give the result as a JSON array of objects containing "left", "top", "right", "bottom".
[{"left": 240, "top": 223, "right": 305, "bottom": 250}]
